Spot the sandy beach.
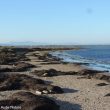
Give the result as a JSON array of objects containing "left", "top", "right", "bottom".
[{"left": 0, "top": 47, "right": 110, "bottom": 110}]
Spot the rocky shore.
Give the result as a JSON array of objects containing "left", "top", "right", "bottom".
[{"left": 0, "top": 46, "right": 110, "bottom": 110}]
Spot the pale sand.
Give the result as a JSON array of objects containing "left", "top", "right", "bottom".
[{"left": 26, "top": 51, "right": 110, "bottom": 110}]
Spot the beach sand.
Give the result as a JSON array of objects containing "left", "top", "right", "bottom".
[
  {"left": 27, "top": 51, "right": 110, "bottom": 110},
  {"left": 0, "top": 48, "right": 110, "bottom": 110}
]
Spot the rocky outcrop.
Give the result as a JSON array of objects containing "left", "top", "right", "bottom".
[
  {"left": 37, "top": 53, "right": 62, "bottom": 62},
  {"left": 0, "top": 67, "right": 12, "bottom": 72},
  {"left": 32, "top": 68, "right": 110, "bottom": 82},
  {"left": 0, "top": 62, "right": 35, "bottom": 72},
  {"left": 32, "top": 69, "right": 77, "bottom": 77},
  {"left": 78, "top": 69, "right": 107, "bottom": 75},
  {"left": 0, "top": 73, "right": 63, "bottom": 94},
  {"left": 12, "top": 62, "right": 35, "bottom": 72},
  {"left": 0, "top": 91, "right": 59, "bottom": 110},
  {"left": 77, "top": 69, "right": 110, "bottom": 82},
  {"left": 0, "top": 47, "right": 31, "bottom": 65}
]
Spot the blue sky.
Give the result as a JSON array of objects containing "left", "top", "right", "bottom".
[{"left": 0, "top": 0, "right": 110, "bottom": 44}]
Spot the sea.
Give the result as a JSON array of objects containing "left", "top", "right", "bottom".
[{"left": 51, "top": 45, "right": 110, "bottom": 72}]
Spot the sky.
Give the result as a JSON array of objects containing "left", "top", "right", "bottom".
[{"left": 0, "top": 0, "right": 110, "bottom": 45}]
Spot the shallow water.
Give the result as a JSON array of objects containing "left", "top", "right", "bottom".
[{"left": 51, "top": 45, "right": 110, "bottom": 72}]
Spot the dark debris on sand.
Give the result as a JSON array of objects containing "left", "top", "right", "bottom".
[
  {"left": 31, "top": 69, "right": 77, "bottom": 77},
  {"left": 0, "top": 73, "right": 63, "bottom": 94},
  {"left": 0, "top": 47, "right": 32, "bottom": 65},
  {"left": 77, "top": 69, "right": 110, "bottom": 82},
  {"left": 96, "top": 83, "right": 109, "bottom": 86},
  {"left": 0, "top": 62, "right": 35, "bottom": 72},
  {"left": 0, "top": 91, "right": 59, "bottom": 110},
  {"left": 104, "top": 93, "right": 110, "bottom": 97}
]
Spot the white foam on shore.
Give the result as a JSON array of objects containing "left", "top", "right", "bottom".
[{"left": 51, "top": 51, "right": 110, "bottom": 72}]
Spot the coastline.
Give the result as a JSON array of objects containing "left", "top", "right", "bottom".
[
  {"left": 39, "top": 50, "right": 110, "bottom": 82},
  {"left": 0, "top": 47, "right": 110, "bottom": 110},
  {"left": 30, "top": 49, "right": 110, "bottom": 110},
  {"left": 50, "top": 48, "right": 110, "bottom": 73}
]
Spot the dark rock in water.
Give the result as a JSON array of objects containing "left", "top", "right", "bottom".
[
  {"left": 105, "top": 93, "right": 110, "bottom": 97},
  {"left": 0, "top": 91, "right": 59, "bottom": 110},
  {"left": 0, "top": 73, "right": 63, "bottom": 94},
  {"left": 96, "top": 83, "right": 109, "bottom": 86},
  {"left": 32, "top": 69, "right": 77, "bottom": 77},
  {"left": 12, "top": 62, "right": 35, "bottom": 72}
]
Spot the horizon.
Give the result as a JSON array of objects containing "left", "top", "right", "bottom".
[
  {"left": 0, "top": 0, "right": 110, "bottom": 44},
  {"left": 0, "top": 41, "right": 110, "bottom": 46}
]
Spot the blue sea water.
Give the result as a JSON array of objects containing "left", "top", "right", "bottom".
[{"left": 51, "top": 45, "right": 110, "bottom": 72}]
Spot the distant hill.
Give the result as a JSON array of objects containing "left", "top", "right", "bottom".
[{"left": 0, "top": 41, "right": 48, "bottom": 46}]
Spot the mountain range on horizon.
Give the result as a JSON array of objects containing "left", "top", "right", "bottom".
[
  {"left": 0, "top": 41, "right": 49, "bottom": 46},
  {"left": 0, "top": 41, "right": 110, "bottom": 46}
]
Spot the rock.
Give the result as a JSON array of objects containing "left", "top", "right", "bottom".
[
  {"left": 96, "top": 83, "right": 109, "bottom": 86},
  {"left": 0, "top": 91, "right": 60, "bottom": 110}
]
